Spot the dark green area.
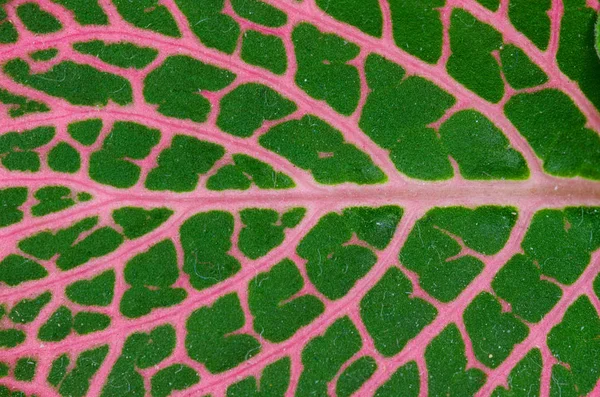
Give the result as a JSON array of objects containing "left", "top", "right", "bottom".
[
  {"left": 17, "top": 217, "right": 123, "bottom": 271},
  {"left": 316, "top": 0, "right": 382, "bottom": 36},
  {"left": 48, "top": 354, "right": 69, "bottom": 387},
  {"left": 426, "top": 324, "right": 486, "bottom": 396},
  {"left": 66, "top": 270, "right": 115, "bottom": 307},
  {"left": 400, "top": 206, "right": 517, "bottom": 302},
  {"left": 0, "top": 126, "right": 55, "bottom": 172},
  {"left": 374, "top": 362, "right": 420, "bottom": 397},
  {"left": 0, "top": 362, "right": 8, "bottom": 378},
  {"left": 19, "top": 216, "right": 96, "bottom": 260},
  {"left": 549, "top": 365, "right": 578, "bottom": 397},
  {"left": 491, "top": 349, "right": 542, "bottom": 397},
  {"left": 261, "top": 115, "right": 385, "bottom": 184},
  {"left": 230, "top": 0, "right": 287, "bottom": 27},
  {"left": 361, "top": 267, "right": 437, "bottom": 356},
  {"left": 336, "top": 356, "right": 377, "bottom": 397},
  {"left": 89, "top": 121, "right": 160, "bottom": 188},
  {"left": 180, "top": 211, "right": 241, "bottom": 290},
  {"left": 73, "top": 312, "right": 111, "bottom": 334},
  {"left": 293, "top": 23, "right": 360, "bottom": 115},
  {"left": 17, "top": 3, "right": 62, "bottom": 33},
  {"left": 14, "top": 358, "right": 36, "bottom": 382},
  {"left": 0, "top": 88, "right": 49, "bottom": 118},
  {"left": 4, "top": 59, "right": 132, "bottom": 106},
  {"left": 241, "top": 30, "right": 287, "bottom": 74},
  {"left": 38, "top": 306, "right": 73, "bottom": 342},
  {"left": 557, "top": 0, "right": 600, "bottom": 111},
  {"left": 55, "top": 346, "right": 109, "bottom": 397},
  {"left": 505, "top": 89, "right": 600, "bottom": 179},
  {"left": 9, "top": 291, "right": 51, "bottom": 323},
  {"left": 447, "top": 9, "right": 504, "bottom": 102},
  {"left": 145, "top": 135, "right": 224, "bottom": 192},
  {"left": 113, "top": 206, "right": 173, "bottom": 239},
  {"left": 102, "top": 325, "right": 175, "bottom": 396},
  {"left": 249, "top": 259, "right": 324, "bottom": 342},
  {"left": 186, "top": 293, "right": 260, "bottom": 374},
  {"left": 0, "top": 13, "right": 17, "bottom": 44},
  {"left": 439, "top": 110, "right": 529, "bottom": 179},
  {"left": 67, "top": 119, "right": 103, "bottom": 146},
  {"left": 360, "top": 57, "right": 455, "bottom": 180},
  {"left": 52, "top": 0, "right": 108, "bottom": 25},
  {"left": 112, "top": 0, "right": 180, "bottom": 36},
  {"left": 0, "top": 329, "right": 25, "bottom": 348},
  {"left": 151, "top": 364, "right": 200, "bottom": 397},
  {"left": 0, "top": 187, "right": 28, "bottom": 227},
  {"left": 120, "top": 239, "right": 186, "bottom": 318},
  {"left": 144, "top": 55, "right": 235, "bottom": 122},
  {"left": 207, "top": 154, "right": 295, "bottom": 191},
  {"left": 30, "top": 48, "right": 59, "bottom": 61},
  {"left": 296, "top": 317, "right": 361, "bottom": 397},
  {"left": 57, "top": 226, "right": 123, "bottom": 271},
  {"left": 227, "top": 358, "right": 290, "bottom": 397},
  {"left": 500, "top": 45, "right": 548, "bottom": 89},
  {"left": 298, "top": 206, "right": 402, "bottom": 299},
  {"left": 464, "top": 293, "right": 529, "bottom": 368},
  {"left": 508, "top": 0, "right": 550, "bottom": 50},
  {"left": 74, "top": 40, "right": 158, "bottom": 69},
  {"left": 547, "top": 296, "right": 600, "bottom": 395},
  {"left": 522, "top": 207, "right": 600, "bottom": 284},
  {"left": 174, "top": 0, "right": 239, "bottom": 53},
  {"left": 388, "top": 0, "right": 445, "bottom": 63},
  {"left": 48, "top": 142, "right": 81, "bottom": 173},
  {"left": 32, "top": 186, "right": 78, "bottom": 216},
  {"left": 217, "top": 83, "right": 296, "bottom": 137},
  {"left": 493, "top": 254, "right": 562, "bottom": 322},
  {"left": 239, "top": 208, "right": 305, "bottom": 259},
  {"left": 476, "top": 0, "right": 499, "bottom": 10}
]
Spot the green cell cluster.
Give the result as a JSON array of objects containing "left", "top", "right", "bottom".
[
  {"left": 293, "top": 23, "right": 360, "bottom": 115},
  {"left": 74, "top": 40, "right": 158, "bottom": 69},
  {"left": 230, "top": 0, "right": 287, "bottom": 27},
  {"left": 316, "top": 0, "right": 382, "bottom": 37},
  {"left": 120, "top": 240, "right": 186, "bottom": 318},
  {"left": 298, "top": 206, "right": 403, "bottom": 299},
  {"left": 0, "top": 88, "right": 49, "bottom": 117},
  {"left": 89, "top": 121, "right": 160, "bottom": 188},
  {"left": 102, "top": 325, "right": 188, "bottom": 397},
  {"left": 239, "top": 207, "right": 305, "bottom": 259},
  {"left": 426, "top": 324, "right": 486, "bottom": 396},
  {"left": 207, "top": 154, "right": 295, "bottom": 191},
  {"left": 52, "top": 0, "right": 108, "bottom": 25},
  {"left": 112, "top": 0, "right": 180, "bottom": 36},
  {"left": 174, "top": 0, "right": 239, "bottom": 53},
  {"left": 388, "top": 0, "right": 445, "bottom": 63},
  {"left": 0, "top": 187, "right": 28, "bottom": 227},
  {"left": 361, "top": 267, "right": 437, "bottom": 356},
  {"left": 249, "top": 259, "right": 324, "bottom": 342},
  {"left": 336, "top": 356, "right": 377, "bottom": 397},
  {"left": 217, "top": 83, "right": 296, "bottom": 137},
  {"left": 227, "top": 358, "right": 290, "bottom": 397},
  {"left": 66, "top": 270, "right": 115, "bottom": 307},
  {"left": 4, "top": 59, "right": 133, "bottom": 106},
  {"left": 261, "top": 115, "right": 385, "bottom": 185},
  {"left": 16, "top": 3, "right": 62, "bottom": 34},
  {"left": 296, "top": 317, "right": 362, "bottom": 396},
  {"left": 67, "top": 119, "right": 103, "bottom": 146},
  {"left": 180, "top": 211, "right": 240, "bottom": 290},
  {"left": 0, "top": 126, "right": 55, "bottom": 172},
  {"left": 144, "top": 55, "right": 235, "bottom": 122},
  {"left": 186, "top": 294, "right": 260, "bottom": 373},
  {"left": 506, "top": 90, "right": 600, "bottom": 179},
  {"left": 38, "top": 306, "right": 111, "bottom": 341},
  {"left": 145, "top": 135, "right": 224, "bottom": 192},
  {"left": 374, "top": 362, "right": 420, "bottom": 397},
  {"left": 400, "top": 206, "right": 517, "bottom": 302},
  {"left": 49, "top": 346, "right": 109, "bottom": 397},
  {"left": 31, "top": 186, "right": 91, "bottom": 216},
  {"left": 241, "top": 30, "right": 288, "bottom": 74}
]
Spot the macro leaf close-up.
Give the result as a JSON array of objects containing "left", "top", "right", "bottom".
[{"left": 0, "top": 0, "right": 599, "bottom": 396}]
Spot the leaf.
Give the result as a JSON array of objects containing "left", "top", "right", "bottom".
[{"left": 0, "top": 1, "right": 598, "bottom": 396}]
